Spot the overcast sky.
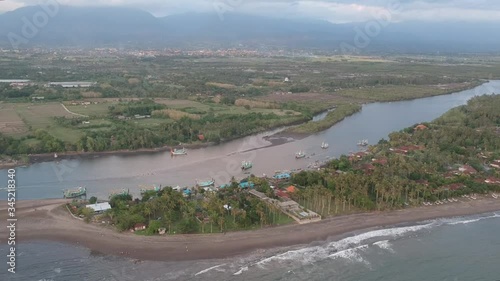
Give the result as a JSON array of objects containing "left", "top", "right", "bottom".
[{"left": 1, "top": 0, "right": 500, "bottom": 23}]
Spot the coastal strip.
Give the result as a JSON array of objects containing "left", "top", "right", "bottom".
[{"left": 1, "top": 197, "right": 499, "bottom": 262}]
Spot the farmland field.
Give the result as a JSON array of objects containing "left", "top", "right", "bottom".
[
  {"left": 0, "top": 103, "right": 28, "bottom": 137},
  {"left": 14, "top": 103, "right": 83, "bottom": 142}
]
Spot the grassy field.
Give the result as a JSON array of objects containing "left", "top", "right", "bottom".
[
  {"left": 0, "top": 103, "right": 28, "bottom": 137},
  {"left": 13, "top": 103, "right": 84, "bottom": 142},
  {"left": 1, "top": 53, "right": 498, "bottom": 155},
  {"left": 335, "top": 83, "right": 478, "bottom": 102},
  {"left": 64, "top": 102, "right": 113, "bottom": 116}
]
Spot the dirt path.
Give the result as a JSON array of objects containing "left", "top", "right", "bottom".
[{"left": 60, "top": 103, "right": 89, "bottom": 118}]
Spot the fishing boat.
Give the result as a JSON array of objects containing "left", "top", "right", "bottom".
[
  {"left": 321, "top": 142, "right": 329, "bottom": 149},
  {"left": 140, "top": 184, "right": 161, "bottom": 195},
  {"left": 295, "top": 151, "right": 306, "bottom": 159},
  {"left": 196, "top": 178, "right": 215, "bottom": 188},
  {"left": 170, "top": 147, "right": 187, "bottom": 156},
  {"left": 241, "top": 161, "right": 253, "bottom": 170},
  {"left": 109, "top": 189, "right": 129, "bottom": 200},
  {"left": 63, "top": 187, "right": 86, "bottom": 198},
  {"left": 357, "top": 139, "right": 369, "bottom": 146}
]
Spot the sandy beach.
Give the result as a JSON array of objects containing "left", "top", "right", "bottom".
[{"left": 1, "top": 197, "right": 500, "bottom": 262}]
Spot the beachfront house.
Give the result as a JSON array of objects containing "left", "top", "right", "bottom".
[
  {"left": 132, "top": 223, "right": 147, "bottom": 232},
  {"left": 85, "top": 202, "right": 112, "bottom": 214}
]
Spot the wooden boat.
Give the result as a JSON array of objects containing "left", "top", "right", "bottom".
[
  {"left": 171, "top": 148, "right": 187, "bottom": 156},
  {"left": 109, "top": 189, "right": 129, "bottom": 200},
  {"left": 357, "top": 139, "right": 369, "bottom": 146},
  {"left": 63, "top": 187, "right": 86, "bottom": 198},
  {"left": 241, "top": 161, "right": 253, "bottom": 170},
  {"left": 321, "top": 142, "right": 329, "bottom": 149},
  {"left": 295, "top": 151, "right": 306, "bottom": 159},
  {"left": 196, "top": 179, "right": 215, "bottom": 188},
  {"left": 140, "top": 185, "right": 161, "bottom": 195}
]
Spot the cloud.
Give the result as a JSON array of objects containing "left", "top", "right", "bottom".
[{"left": 1, "top": 0, "right": 500, "bottom": 23}]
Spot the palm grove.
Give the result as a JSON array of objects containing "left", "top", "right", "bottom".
[{"left": 91, "top": 95, "right": 499, "bottom": 234}]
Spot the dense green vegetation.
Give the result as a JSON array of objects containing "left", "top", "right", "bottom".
[
  {"left": 1, "top": 53, "right": 498, "bottom": 159},
  {"left": 106, "top": 180, "right": 291, "bottom": 234},
  {"left": 78, "top": 95, "right": 500, "bottom": 235},
  {"left": 288, "top": 95, "right": 500, "bottom": 216},
  {"left": 287, "top": 104, "right": 362, "bottom": 134}
]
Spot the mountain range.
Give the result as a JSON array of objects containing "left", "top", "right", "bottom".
[{"left": 1, "top": 6, "right": 499, "bottom": 53}]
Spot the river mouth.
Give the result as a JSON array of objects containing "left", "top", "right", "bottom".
[{"left": 1, "top": 81, "right": 499, "bottom": 200}]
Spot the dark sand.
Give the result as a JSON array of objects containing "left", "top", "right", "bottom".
[{"left": 1, "top": 196, "right": 499, "bottom": 262}]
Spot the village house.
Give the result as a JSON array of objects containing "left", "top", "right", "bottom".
[
  {"left": 349, "top": 151, "right": 370, "bottom": 162},
  {"left": 414, "top": 179, "right": 430, "bottom": 186},
  {"left": 275, "top": 190, "right": 290, "bottom": 199},
  {"left": 131, "top": 223, "right": 147, "bottom": 232},
  {"left": 372, "top": 158, "right": 388, "bottom": 166},
  {"left": 390, "top": 145, "right": 424, "bottom": 155},
  {"left": 485, "top": 178, "right": 500, "bottom": 185},
  {"left": 85, "top": 202, "right": 112, "bottom": 214},
  {"left": 440, "top": 183, "right": 465, "bottom": 191},
  {"left": 414, "top": 124, "right": 428, "bottom": 131},
  {"left": 458, "top": 164, "right": 477, "bottom": 175}
]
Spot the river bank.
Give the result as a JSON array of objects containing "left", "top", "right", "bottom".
[
  {"left": 1, "top": 195, "right": 499, "bottom": 262},
  {"left": 1, "top": 81, "right": 488, "bottom": 171}
]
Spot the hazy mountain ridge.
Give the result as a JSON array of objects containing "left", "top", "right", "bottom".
[{"left": 1, "top": 6, "right": 499, "bottom": 52}]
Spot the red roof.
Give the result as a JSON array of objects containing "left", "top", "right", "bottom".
[
  {"left": 485, "top": 178, "right": 500, "bottom": 184},
  {"left": 441, "top": 183, "right": 464, "bottom": 191},
  {"left": 414, "top": 124, "right": 428, "bottom": 130},
  {"left": 372, "top": 158, "right": 388, "bottom": 165},
  {"left": 415, "top": 179, "right": 429, "bottom": 186},
  {"left": 134, "top": 223, "right": 147, "bottom": 230},
  {"left": 458, "top": 165, "right": 477, "bottom": 175},
  {"left": 286, "top": 185, "right": 297, "bottom": 193},
  {"left": 276, "top": 190, "right": 290, "bottom": 198}
]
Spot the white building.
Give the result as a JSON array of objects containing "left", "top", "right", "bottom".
[
  {"left": 48, "top": 82, "right": 97, "bottom": 88},
  {"left": 86, "top": 202, "right": 112, "bottom": 213}
]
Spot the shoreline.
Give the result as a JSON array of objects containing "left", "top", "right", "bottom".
[{"left": 1, "top": 196, "right": 499, "bottom": 262}]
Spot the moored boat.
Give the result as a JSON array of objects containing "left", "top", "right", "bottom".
[
  {"left": 171, "top": 148, "right": 187, "bottom": 156},
  {"left": 357, "top": 139, "right": 369, "bottom": 146},
  {"left": 196, "top": 178, "right": 215, "bottom": 188},
  {"left": 321, "top": 142, "right": 329, "bottom": 149},
  {"left": 109, "top": 189, "right": 129, "bottom": 199},
  {"left": 63, "top": 187, "right": 86, "bottom": 198},
  {"left": 140, "top": 184, "right": 161, "bottom": 195},
  {"left": 241, "top": 161, "right": 253, "bottom": 170},
  {"left": 295, "top": 151, "right": 306, "bottom": 159}
]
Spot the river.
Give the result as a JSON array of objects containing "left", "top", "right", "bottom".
[{"left": 0, "top": 80, "right": 499, "bottom": 200}]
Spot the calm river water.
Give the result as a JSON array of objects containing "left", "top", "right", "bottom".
[{"left": 1, "top": 80, "right": 499, "bottom": 200}]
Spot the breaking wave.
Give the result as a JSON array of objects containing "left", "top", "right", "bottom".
[
  {"left": 445, "top": 213, "right": 500, "bottom": 225},
  {"left": 373, "top": 240, "right": 395, "bottom": 253},
  {"left": 253, "top": 223, "right": 433, "bottom": 269},
  {"left": 194, "top": 264, "right": 226, "bottom": 276}
]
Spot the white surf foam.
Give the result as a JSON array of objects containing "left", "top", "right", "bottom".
[
  {"left": 233, "top": 266, "right": 248, "bottom": 276},
  {"left": 194, "top": 263, "right": 226, "bottom": 276},
  {"left": 254, "top": 223, "right": 433, "bottom": 267},
  {"left": 373, "top": 240, "right": 395, "bottom": 253},
  {"left": 446, "top": 213, "right": 500, "bottom": 225},
  {"left": 329, "top": 244, "right": 370, "bottom": 265}
]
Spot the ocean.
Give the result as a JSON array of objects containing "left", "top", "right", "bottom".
[{"left": 2, "top": 212, "right": 499, "bottom": 281}]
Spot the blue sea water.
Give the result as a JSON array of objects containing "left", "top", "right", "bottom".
[{"left": 1, "top": 213, "right": 499, "bottom": 281}]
